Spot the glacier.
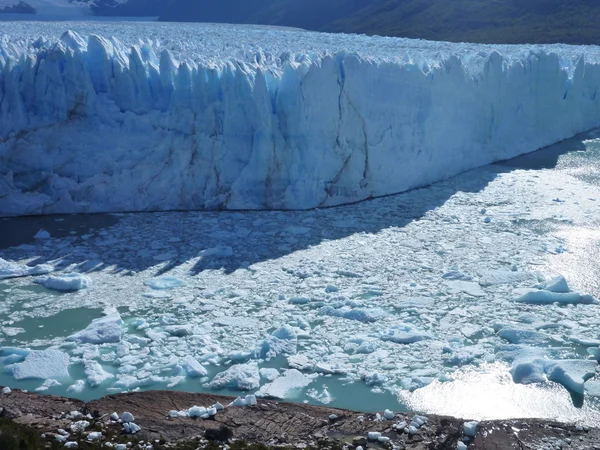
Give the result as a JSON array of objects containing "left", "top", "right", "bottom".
[{"left": 1, "top": 22, "right": 600, "bottom": 215}]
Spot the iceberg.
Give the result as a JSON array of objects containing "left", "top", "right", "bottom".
[{"left": 2, "top": 24, "right": 600, "bottom": 215}]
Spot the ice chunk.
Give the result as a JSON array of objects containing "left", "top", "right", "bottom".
[
  {"left": 255, "top": 369, "right": 313, "bottom": 399},
  {"left": 35, "top": 273, "right": 90, "bottom": 292},
  {"left": 380, "top": 324, "right": 429, "bottom": 344},
  {"left": 545, "top": 360, "right": 597, "bottom": 395},
  {"left": 383, "top": 409, "right": 395, "bottom": 420},
  {"left": 256, "top": 325, "right": 298, "bottom": 359},
  {"left": 463, "top": 421, "right": 479, "bottom": 437},
  {"left": 457, "top": 442, "right": 467, "bottom": 450},
  {"left": 0, "top": 258, "right": 53, "bottom": 280},
  {"left": 228, "top": 397, "right": 247, "bottom": 407},
  {"left": 213, "top": 402, "right": 225, "bottom": 411},
  {"left": 182, "top": 356, "right": 207, "bottom": 377},
  {"left": 35, "top": 379, "right": 61, "bottom": 392},
  {"left": 122, "top": 412, "right": 134, "bottom": 423},
  {"left": 64, "top": 442, "right": 78, "bottom": 448},
  {"left": 478, "top": 270, "right": 536, "bottom": 287},
  {"left": 244, "top": 394, "right": 257, "bottom": 406},
  {"left": 544, "top": 276, "right": 570, "bottom": 293},
  {"left": 208, "top": 362, "right": 260, "bottom": 390},
  {"left": 123, "top": 422, "right": 141, "bottom": 434},
  {"left": 8, "top": 349, "right": 70, "bottom": 380},
  {"left": 498, "top": 328, "right": 548, "bottom": 345},
  {"left": 259, "top": 368, "right": 280, "bottom": 381},
  {"left": 34, "top": 229, "right": 51, "bottom": 239},
  {"left": 2, "top": 387, "right": 11, "bottom": 394},
  {"left": 144, "top": 277, "right": 186, "bottom": 290},
  {"left": 84, "top": 361, "right": 114, "bottom": 387},
  {"left": 87, "top": 432, "right": 102, "bottom": 441},
  {"left": 70, "top": 421, "right": 89, "bottom": 432},
  {"left": 367, "top": 432, "right": 381, "bottom": 440},
  {"left": 445, "top": 280, "right": 485, "bottom": 297},
  {"left": 68, "top": 310, "right": 123, "bottom": 344},
  {"left": 110, "top": 412, "right": 119, "bottom": 421},
  {"left": 188, "top": 406, "right": 207, "bottom": 418},
  {"left": 514, "top": 290, "right": 595, "bottom": 305},
  {"left": 319, "top": 306, "right": 386, "bottom": 323}
]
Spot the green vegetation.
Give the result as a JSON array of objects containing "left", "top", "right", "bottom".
[{"left": 157, "top": 0, "right": 600, "bottom": 46}]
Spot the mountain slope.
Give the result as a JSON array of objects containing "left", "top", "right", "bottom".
[{"left": 158, "top": 0, "right": 600, "bottom": 45}]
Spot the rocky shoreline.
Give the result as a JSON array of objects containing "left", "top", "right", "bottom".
[{"left": 0, "top": 388, "right": 599, "bottom": 449}]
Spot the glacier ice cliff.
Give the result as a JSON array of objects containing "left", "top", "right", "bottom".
[{"left": 1, "top": 23, "right": 600, "bottom": 215}]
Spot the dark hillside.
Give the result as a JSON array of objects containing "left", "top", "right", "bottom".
[{"left": 93, "top": 0, "right": 600, "bottom": 46}]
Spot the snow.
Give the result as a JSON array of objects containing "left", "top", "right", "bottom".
[
  {"left": 8, "top": 348, "right": 70, "bottom": 380},
  {"left": 35, "top": 273, "right": 90, "bottom": 292},
  {"left": 2, "top": 23, "right": 600, "bottom": 215}
]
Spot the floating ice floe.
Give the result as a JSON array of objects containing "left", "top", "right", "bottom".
[
  {"left": 380, "top": 324, "right": 430, "bottom": 344},
  {"left": 35, "top": 273, "right": 90, "bottom": 292},
  {"left": 68, "top": 309, "right": 124, "bottom": 344},
  {"left": 514, "top": 277, "right": 596, "bottom": 305},
  {"left": 256, "top": 369, "right": 315, "bottom": 399},
  {"left": 7, "top": 349, "right": 70, "bottom": 380},
  {"left": 207, "top": 362, "right": 260, "bottom": 390},
  {"left": 0, "top": 257, "right": 53, "bottom": 280},
  {"left": 144, "top": 276, "right": 186, "bottom": 290}
]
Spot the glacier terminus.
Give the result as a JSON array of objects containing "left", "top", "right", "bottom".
[{"left": 1, "top": 22, "right": 600, "bottom": 215}]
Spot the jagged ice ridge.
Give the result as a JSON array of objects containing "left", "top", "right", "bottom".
[{"left": 1, "top": 22, "right": 600, "bottom": 215}]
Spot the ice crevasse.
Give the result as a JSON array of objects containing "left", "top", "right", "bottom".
[{"left": 1, "top": 28, "right": 600, "bottom": 215}]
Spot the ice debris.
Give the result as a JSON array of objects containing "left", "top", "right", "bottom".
[
  {"left": 0, "top": 257, "right": 53, "bottom": 280},
  {"left": 463, "top": 421, "right": 479, "bottom": 437},
  {"left": 208, "top": 362, "right": 260, "bottom": 390},
  {"left": 144, "top": 276, "right": 186, "bottom": 290},
  {"left": 35, "top": 273, "right": 90, "bottom": 292},
  {"left": 255, "top": 369, "right": 314, "bottom": 399},
  {"left": 67, "top": 310, "right": 124, "bottom": 344},
  {"left": 7, "top": 349, "right": 70, "bottom": 380}
]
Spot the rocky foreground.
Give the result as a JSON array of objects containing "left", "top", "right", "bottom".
[{"left": 0, "top": 388, "right": 599, "bottom": 450}]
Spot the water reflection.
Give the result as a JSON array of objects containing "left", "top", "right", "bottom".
[{"left": 402, "top": 363, "right": 600, "bottom": 425}]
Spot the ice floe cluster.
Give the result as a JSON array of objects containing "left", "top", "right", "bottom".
[{"left": 1, "top": 140, "right": 600, "bottom": 417}]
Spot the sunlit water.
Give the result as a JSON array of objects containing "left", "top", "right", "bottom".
[{"left": 2, "top": 131, "right": 600, "bottom": 422}]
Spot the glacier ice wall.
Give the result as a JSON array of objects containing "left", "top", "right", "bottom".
[{"left": 1, "top": 25, "right": 600, "bottom": 215}]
